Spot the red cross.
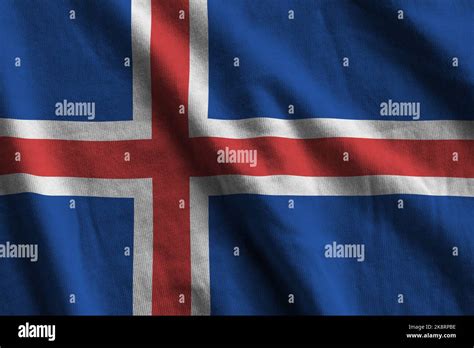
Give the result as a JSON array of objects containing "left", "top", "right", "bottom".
[{"left": 1, "top": 0, "right": 473, "bottom": 315}]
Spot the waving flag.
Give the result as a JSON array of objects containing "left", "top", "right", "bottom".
[{"left": 0, "top": 0, "right": 473, "bottom": 316}]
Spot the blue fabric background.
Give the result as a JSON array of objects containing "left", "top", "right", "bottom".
[
  {"left": 210, "top": 194, "right": 474, "bottom": 315},
  {"left": 0, "top": 193, "right": 134, "bottom": 315},
  {"left": 208, "top": 0, "right": 474, "bottom": 120},
  {"left": 0, "top": 0, "right": 133, "bottom": 121}
]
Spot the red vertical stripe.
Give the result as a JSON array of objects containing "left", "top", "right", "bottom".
[{"left": 151, "top": 0, "right": 191, "bottom": 315}]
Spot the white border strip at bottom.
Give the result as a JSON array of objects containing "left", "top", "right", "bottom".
[
  {"left": 190, "top": 175, "right": 474, "bottom": 315},
  {"left": 0, "top": 173, "right": 153, "bottom": 315}
]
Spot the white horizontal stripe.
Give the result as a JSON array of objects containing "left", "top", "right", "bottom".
[
  {"left": 193, "top": 175, "right": 474, "bottom": 197},
  {"left": 190, "top": 117, "right": 474, "bottom": 140}
]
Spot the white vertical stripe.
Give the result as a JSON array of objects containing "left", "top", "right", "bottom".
[
  {"left": 189, "top": 0, "right": 209, "bottom": 139},
  {"left": 132, "top": 0, "right": 152, "bottom": 139},
  {"left": 130, "top": 178, "right": 153, "bottom": 316},
  {"left": 190, "top": 176, "right": 211, "bottom": 315}
]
